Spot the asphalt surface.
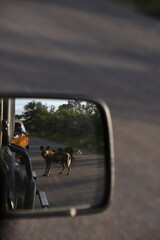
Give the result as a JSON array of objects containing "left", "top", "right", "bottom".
[
  {"left": 28, "top": 137, "right": 105, "bottom": 209},
  {"left": 0, "top": 0, "right": 160, "bottom": 239}
]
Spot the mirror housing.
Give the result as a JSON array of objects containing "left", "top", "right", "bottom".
[{"left": 0, "top": 93, "right": 114, "bottom": 218}]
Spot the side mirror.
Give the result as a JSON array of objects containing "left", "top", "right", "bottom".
[{"left": 0, "top": 94, "right": 114, "bottom": 217}]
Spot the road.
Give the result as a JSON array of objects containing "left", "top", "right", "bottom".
[
  {"left": 28, "top": 136, "right": 105, "bottom": 209},
  {"left": 0, "top": 0, "right": 160, "bottom": 239}
]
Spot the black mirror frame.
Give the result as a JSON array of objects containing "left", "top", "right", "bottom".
[{"left": 0, "top": 92, "right": 115, "bottom": 218}]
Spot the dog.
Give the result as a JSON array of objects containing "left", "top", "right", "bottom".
[
  {"left": 40, "top": 146, "right": 71, "bottom": 176},
  {"left": 57, "top": 147, "right": 82, "bottom": 163}
]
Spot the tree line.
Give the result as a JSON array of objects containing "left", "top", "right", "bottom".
[{"left": 16, "top": 100, "right": 105, "bottom": 154}]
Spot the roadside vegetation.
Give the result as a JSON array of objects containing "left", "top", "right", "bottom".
[
  {"left": 114, "top": 0, "right": 160, "bottom": 18},
  {"left": 16, "top": 100, "right": 105, "bottom": 154}
]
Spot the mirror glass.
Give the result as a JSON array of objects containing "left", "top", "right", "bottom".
[{"left": 0, "top": 98, "right": 107, "bottom": 214}]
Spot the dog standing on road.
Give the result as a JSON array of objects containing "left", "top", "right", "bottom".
[
  {"left": 40, "top": 146, "right": 71, "bottom": 176},
  {"left": 57, "top": 147, "right": 82, "bottom": 163}
]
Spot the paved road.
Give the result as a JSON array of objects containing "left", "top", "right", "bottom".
[
  {"left": 28, "top": 136, "right": 105, "bottom": 209},
  {"left": 0, "top": 0, "right": 160, "bottom": 239}
]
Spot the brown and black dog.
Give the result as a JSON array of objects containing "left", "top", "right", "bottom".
[
  {"left": 40, "top": 146, "right": 71, "bottom": 176},
  {"left": 57, "top": 147, "right": 82, "bottom": 163}
]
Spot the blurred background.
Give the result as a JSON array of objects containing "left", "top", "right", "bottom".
[{"left": 114, "top": 0, "right": 160, "bottom": 18}]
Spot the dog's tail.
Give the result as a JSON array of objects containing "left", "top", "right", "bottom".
[{"left": 75, "top": 149, "right": 82, "bottom": 155}]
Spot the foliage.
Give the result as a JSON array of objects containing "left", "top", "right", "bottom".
[{"left": 18, "top": 100, "right": 105, "bottom": 154}]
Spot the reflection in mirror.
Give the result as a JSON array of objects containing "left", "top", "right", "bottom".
[{"left": 0, "top": 98, "right": 108, "bottom": 214}]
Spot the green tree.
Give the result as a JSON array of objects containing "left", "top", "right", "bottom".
[
  {"left": 22, "top": 101, "right": 50, "bottom": 133},
  {"left": 20, "top": 99, "right": 104, "bottom": 153}
]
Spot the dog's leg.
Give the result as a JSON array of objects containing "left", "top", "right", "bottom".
[
  {"left": 46, "top": 162, "right": 51, "bottom": 176},
  {"left": 43, "top": 162, "right": 48, "bottom": 176},
  {"left": 71, "top": 155, "right": 75, "bottom": 164},
  {"left": 45, "top": 163, "right": 49, "bottom": 176},
  {"left": 59, "top": 162, "right": 65, "bottom": 174},
  {"left": 67, "top": 165, "right": 71, "bottom": 175},
  {"left": 66, "top": 156, "right": 71, "bottom": 175}
]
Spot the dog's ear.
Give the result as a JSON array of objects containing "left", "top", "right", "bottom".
[
  {"left": 46, "top": 146, "right": 50, "bottom": 150},
  {"left": 40, "top": 146, "right": 44, "bottom": 150}
]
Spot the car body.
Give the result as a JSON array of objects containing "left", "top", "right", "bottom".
[{"left": 0, "top": 0, "right": 160, "bottom": 239}]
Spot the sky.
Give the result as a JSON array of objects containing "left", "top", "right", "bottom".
[{"left": 15, "top": 98, "right": 68, "bottom": 115}]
